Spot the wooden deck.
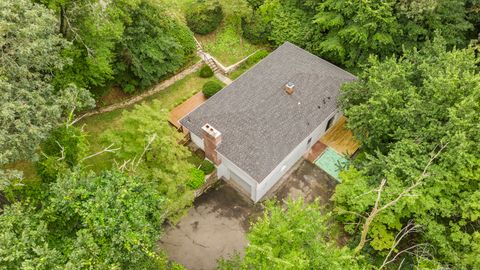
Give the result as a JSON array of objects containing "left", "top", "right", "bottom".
[
  {"left": 320, "top": 116, "right": 360, "bottom": 157},
  {"left": 169, "top": 92, "right": 206, "bottom": 130}
]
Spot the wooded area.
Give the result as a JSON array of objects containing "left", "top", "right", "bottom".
[{"left": 1, "top": 0, "right": 479, "bottom": 269}]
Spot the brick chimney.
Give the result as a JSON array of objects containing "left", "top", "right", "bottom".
[
  {"left": 285, "top": 82, "right": 295, "bottom": 95},
  {"left": 202, "top": 123, "right": 222, "bottom": 165}
]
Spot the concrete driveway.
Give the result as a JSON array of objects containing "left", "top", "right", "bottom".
[
  {"left": 159, "top": 160, "right": 337, "bottom": 270},
  {"left": 266, "top": 160, "right": 337, "bottom": 205},
  {"left": 159, "top": 183, "right": 262, "bottom": 270}
]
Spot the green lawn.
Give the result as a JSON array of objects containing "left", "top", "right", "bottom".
[
  {"left": 78, "top": 71, "right": 223, "bottom": 172},
  {"left": 164, "top": 0, "right": 263, "bottom": 66}
]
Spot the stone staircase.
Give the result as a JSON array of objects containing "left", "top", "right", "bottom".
[
  {"left": 206, "top": 57, "right": 220, "bottom": 74},
  {"left": 194, "top": 36, "right": 223, "bottom": 75}
]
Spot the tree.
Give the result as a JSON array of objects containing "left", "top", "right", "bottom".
[
  {"left": 49, "top": 169, "right": 166, "bottom": 269},
  {"left": 186, "top": 0, "right": 224, "bottom": 35},
  {"left": 37, "top": 0, "right": 137, "bottom": 92},
  {"left": 257, "top": 0, "right": 313, "bottom": 47},
  {"left": 395, "top": 0, "right": 472, "bottom": 49},
  {"left": 312, "top": 0, "right": 399, "bottom": 67},
  {"left": 115, "top": 0, "right": 196, "bottom": 91},
  {"left": 246, "top": 0, "right": 265, "bottom": 11},
  {"left": 218, "top": 200, "right": 367, "bottom": 269},
  {"left": 335, "top": 37, "right": 480, "bottom": 268},
  {"left": 0, "top": 0, "right": 93, "bottom": 169},
  {"left": 36, "top": 124, "right": 88, "bottom": 182},
  {"left": 0, "top": 203, "right": 63, "bottom": 270},
  {"left": 101, "top": 102, "right": 197, "bottom": 217},
  {"left": 0, "top": 168, "right": 172, "bottom": 269}
]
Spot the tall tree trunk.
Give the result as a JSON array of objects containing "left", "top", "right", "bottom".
[{"left": 60, "top": 5, "right": 67, "bottom": 37}]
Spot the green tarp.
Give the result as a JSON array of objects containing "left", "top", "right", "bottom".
[{"left": 314, "top": 147, "right": 348, "bottom": 182}]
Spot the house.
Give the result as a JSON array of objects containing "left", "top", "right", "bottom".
[{"left": 180, "top": 42, "right": 356, "bottom": 202}]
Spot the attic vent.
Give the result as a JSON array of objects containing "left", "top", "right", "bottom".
[{"left": 285, "top": 82, "right": 295, "bottom": 95}]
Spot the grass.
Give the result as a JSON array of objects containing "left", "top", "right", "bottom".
[
  {"left": 229, "top": 49, "right": 270, "bottom": 80},
  {"left": 78, "top": 70, "right": 223, "bottom": 172},
  {"left": 164, "top": 0, "right": 263, "bottom": 66},
  {"left": 97, "top": 55, "right": 201, "bottom": 108},
  {"left": 198, "top": 21, "right": 261, "bottom": 66}
]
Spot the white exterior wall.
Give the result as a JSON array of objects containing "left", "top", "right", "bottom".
[
  {"left": 191, "top": 132, "right": 204, "bottom": 150},
  {"left": 255, "top": 110, "right": 340, "bottom": 201},
  {"left": 189, "top": 131, "right": 258, "bottom": 201},
  {"left": 217, "top": 153, "right": 258, "bottom": 201},
  {"left": 186, "top": 109, "right": 341, "bottom": 202}
]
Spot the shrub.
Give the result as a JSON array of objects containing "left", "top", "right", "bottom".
[
  {"left": 41, "top": 125, "right": 87, "bottom": 167},
  {"left": 37, "top": 125, "right": 87, "bottom": 182},
  {"left": 241, "top": 13, "right": 271, "bottom": 45},
  {"left": 122, "top": 83, "right": 136, "bottom": 93},
  {"left": 186, "top": 0, "right": 224, "bottom": 35},
  {"left": 199, "top": 160, "right": 215, "bottom": 175},
  {"left": 246, "top": 49, "right": 269, "bottom": 66},
  {"left": 202, "top": 81, "right": 223, "bottom": 98},
  {"left": 199, "top": 65, "right": 214, "bottom": 78},
  {"left": 188, "top": 168, "right": 205, "bottom": 189}
]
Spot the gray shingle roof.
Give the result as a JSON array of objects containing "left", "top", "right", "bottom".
[{"left": 180, "top": 42, "right": 356, "bottom": 183}]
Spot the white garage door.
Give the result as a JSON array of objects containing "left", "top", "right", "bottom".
[{"left": 230, "top": 170, "right": 251, "bottom": 196}]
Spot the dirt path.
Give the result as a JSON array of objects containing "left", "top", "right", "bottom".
[{"left": 76, "top": 61, "right": 204, "bottom": 121}]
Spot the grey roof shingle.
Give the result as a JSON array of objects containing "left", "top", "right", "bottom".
[{"left": 180, "top": 42, "right": 356, "bottom": 183}]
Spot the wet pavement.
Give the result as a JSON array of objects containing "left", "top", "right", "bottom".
[{"left": 159, "top": 160, "right": 337, "bottom": 270}]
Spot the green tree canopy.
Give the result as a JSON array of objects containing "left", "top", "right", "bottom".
[
  {"left": 312, "top": 0, "right": 399, "bottom": 67},
  {"left": 218, "top": 200, "right": 366, "bottom": 269},
  {"left": 115, "top": 0, "right": 196, "bottom": 91},
  {"left": 101, "top": 102, "right": 197, "bottom": 217},
  {"left": 38, "top": 0, "right": 136, "bottom": 91},
  {"left": 395, "top": 0, "right": 472, "bottom": 49},
  {"left": 0, "top": 169, "right": 171, "bottom": 269},
  {"left": 335, "top": 37, "right": 480, "bottom": 268},
  {"left": 0, "top": 0, "right": 93, "bottom": 168}
]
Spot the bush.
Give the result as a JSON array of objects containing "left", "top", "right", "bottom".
[
  {"left": 188, "top": 168, "right": 205, "bottom": 189},
  {"left": 199, "top": 65, "right": 214, "bottom": 78},
  {"left": 37, "top": 125, "right": 87, "bottom": 182},
  {"left": 241, "top": 13, "right": 271, "bottom": 45},
  {"left": 186, "top": 0, "right": 224, "bottom": 35},
  {"left": 246, "top": 49, "right": 269, "bottom": 65},
  {"left": 199, "top": 160, "right": 215, "bottom": 175},
  {"left": 202, "top": 81, "right": 223, "bottom": 98}
]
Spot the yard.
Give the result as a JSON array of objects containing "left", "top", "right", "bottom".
[
  {"left": 78, "top": 70, "right": 223, "bottom": 172},
  {"left": 164, "top": 0, "right": 263, "bottom": 66}
]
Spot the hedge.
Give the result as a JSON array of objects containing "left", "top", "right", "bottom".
[
  {"left": 199, "top": 160, "right": 215, "bottom": 175},
  {"left": 186, "top": 1, "right": 224, "bottom": 35},
  {"left": 202, "top": 81, "right": 223, "bottom": 98}
]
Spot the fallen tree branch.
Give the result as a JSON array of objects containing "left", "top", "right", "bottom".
[
  {"left": 81, "top": 143, "right": 119, "bottom": 162},
  {"left": 354, "top": 143, "right": 448, "bottom": 254}
]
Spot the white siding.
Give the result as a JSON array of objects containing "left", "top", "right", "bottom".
[
  {"left": 191, "top": 132, "right": 204, "bottom": 150},
  {"left": 255, "top": 110, "right": 340, "bottom": 201},
  {"left": 217, "top": 152, "right": 258, "bottom": 201},
  {"left": 191, "top": 132, "right": 257, "bottom": 200}
]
